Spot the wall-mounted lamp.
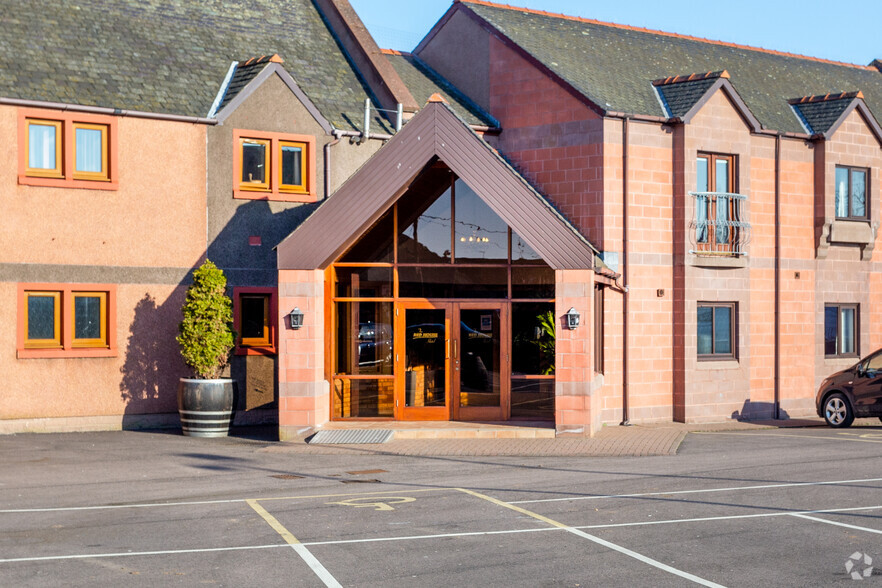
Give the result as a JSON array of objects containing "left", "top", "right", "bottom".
[
  {"left": 565, "top": 307, "right": 580, "bottom": 330},
  {"left": 288, "top": 307, "right": 304, "bottom": 329}
]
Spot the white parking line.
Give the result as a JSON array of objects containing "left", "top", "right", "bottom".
[
  {"left": 509, "top": 477, "right": 882, "bottom": 504},
  {"left": 3, "top": 505, "right": 881, "bottom": 565},
  {"left": 790, "top": 513, "right": 882, "bottom": 535}
]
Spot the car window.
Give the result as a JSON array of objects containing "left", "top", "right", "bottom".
[{"left": 865, "top": 353, "right": 882, "bottom": 371}]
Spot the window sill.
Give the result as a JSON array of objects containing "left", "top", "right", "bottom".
[
  {"left": 17, "top": 347, "right": 116, "bottom": 359},
  {"left": 689, "top": 254, "right": 747, "bottom": 268},
  {"left": 696, "top": 359, "right": 740, "bottom": 370},
  {"left": 233, "top": 189, "right": 316, "bottom": 203},
  {"left": 829, "top": 220, "right": 873, "bottom": 245},
  {"left": 19, "top": 175, "right": 118, "bottom": 191},
  {"left": 235, "top": 345, "right": 277, "bottom": 356}
]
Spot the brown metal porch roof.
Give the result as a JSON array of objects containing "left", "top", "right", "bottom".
[{"left": 276, "top": 100, "right": 600, "bottom": 270}]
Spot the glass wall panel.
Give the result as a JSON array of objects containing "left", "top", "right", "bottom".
[
  {"left": 512, "top": 266, "right": 554, "bottom": 299},
  {"left": 336, "top": 267, "right": 392, "bottom": 298},
  {"left": 512, "top": 303, "right": 555, "bottom": 376},
  {"left": 333, "top": 378, "right": 394, "bottom": 418},
  {"left": 454, "top": 179, "right": 508, "bottom": 263},
  {"left": 511, "top": 229, "right": 542, "bottom": 264},
  {"left": 398, "top": 266, "right": 455, "bottom": 298},
  {"left": 510, "top": 379, "right": 554, "bottom": 419},
  {"left": 459, "top": 309, "right": 501, "bottom": 408},
  {"left": 340, "top": 209, "right": 394, "bottom": 263},
  {"left": 404, "top": 308, "right": 446, "bottom": 407},
  {"left": 335, "top": 301, "right": 393, "bottom": 375},
  {"left": 398, "top": 180, "right": 452, "bottom": 264},
  {"left": 453, "top": 267, "right": 507, "bottom": 298}
]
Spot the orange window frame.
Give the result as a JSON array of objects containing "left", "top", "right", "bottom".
[
  {"left": 23, "top": 291, "right": 62, "bottom": 349},
  {"left": 71, "top": 291, "right": 108, "bottom": 348},
  {"left": 233, "top": 287, "right": 278, "bottom": 355},
  {"left": 18, "top": 108, "right": 118, "bottom": 190},
  {"left": 232, "top": 129, "right": 316, "bottom": 203},
  {"left": 72, "top": 123, "right": 110, "bottom": 182},
  {"left": 17, "top": 284, "right": 117, "bottom": 359},
  {"left": 24, "top": 119, "right": 64, "bottom": 179}
]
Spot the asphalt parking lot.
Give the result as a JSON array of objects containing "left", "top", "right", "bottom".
[{"left": 2, "top": 426, "right": 882, "bottom": 586}]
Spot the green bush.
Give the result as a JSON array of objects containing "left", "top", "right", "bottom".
[{"left": 177, "top": 260, "right": 235, "bottom": 379}]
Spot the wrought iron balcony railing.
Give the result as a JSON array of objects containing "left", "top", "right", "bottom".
[{"left": 689, "top": 191, "right": 750, "bottom": 256}]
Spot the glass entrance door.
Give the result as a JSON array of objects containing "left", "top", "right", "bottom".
[
  {"left": 454, "top": 303, "right": 508, "bottom": 421},
  {"left": 396, "top": 302, "right": 451, "bottom": 421},
  {"left": 395, "top": 302, "right": 510, "bottom": 421}
]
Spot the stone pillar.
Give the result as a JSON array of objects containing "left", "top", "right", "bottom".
[
  {"left": 554, "top": 269, "right": 596, "bottom": 436},
  {"left": 277, "top": 269, "right": 328, "bottom": 440}
]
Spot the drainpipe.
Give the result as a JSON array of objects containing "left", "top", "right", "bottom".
[
  {"left": 323, "top": 131, "right": 342, "bottom": 200},
  {"left": 774, "top": 133, "right": 781, "bottom": 419},
  {"left": 622, "top": 117, "right": 631, "bottom": 426}
]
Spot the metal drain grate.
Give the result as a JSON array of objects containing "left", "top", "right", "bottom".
[{"left": 308, "top": 430, "right": 393, "bottom": 444}]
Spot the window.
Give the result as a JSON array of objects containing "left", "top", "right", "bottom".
[
  {"left": 594, "top": 284, "right": 604, "bottom": 374},
  {"left": 835, "top": 166, "right": 868, "bottom": 220},
  {"left": 233, "top": 130, "right": 315, "bottom": 202},
  {"left": 233, "top": 287, "right": 277, "bottom": 355},
  {"left": 693, "top": 153, "right": 748, "bottom": 255},
  {"left": 18, "top": 284, "right": 116, "bottom": 358},
  {"left": 19, "top": 109, "right": 116, "bottom": 189},
  {"left": 697, "top": 303, "right": 736, "bottom": 360},
  {"left": 825, "top": 303, "right": 858, "bottom": 358}
]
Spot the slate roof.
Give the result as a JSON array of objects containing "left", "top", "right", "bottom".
[
  {"left": 653, "top": 72, "right": 726, "bottom": 119},
  {"left": 382, "top": 51, "right": 497, "bottom": 128},
  {"left": 214, "top": 56, "right": 281, "bottom": 115},
  {"left": 0, "top": 0, "right": 386, "bottom": 132},
  {"left": 789, "top": 93, "right": 862, "bottom": 135},
  {"left": 459, "top": 0, "right": 882, "bottom": 134}
]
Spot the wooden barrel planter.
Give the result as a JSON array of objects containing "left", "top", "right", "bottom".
[{"left": 177, "top": 379, "right": 235, "bottom": 437}]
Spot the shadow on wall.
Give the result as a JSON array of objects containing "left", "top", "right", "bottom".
[
  {"left": 119, "top": 290, "right": 189, "bottom": 430},
  {"left": 732, "top": 401, "right": 790, "bottom": 421}
]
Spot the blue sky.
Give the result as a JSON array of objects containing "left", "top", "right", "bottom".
[{"left": 349, "top": 0, "right": 881, "bottom": 67}]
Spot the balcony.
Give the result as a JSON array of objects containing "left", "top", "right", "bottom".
[{"left": 689, "top": 191, "right": 750, "bottom": 257}]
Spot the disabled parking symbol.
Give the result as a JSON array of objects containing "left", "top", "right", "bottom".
[{"left": 326, "top": 496, "right": 416, "bottom": 511}]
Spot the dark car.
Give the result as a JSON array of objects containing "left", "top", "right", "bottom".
[{"left": 816, "top": 348, "right": 882, "bottom": 427}]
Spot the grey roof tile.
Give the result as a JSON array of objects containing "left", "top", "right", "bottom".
[
  {"left": 0, "top": 0, "right": 387, "bottom": 131},
  {"left": 463, "top": 1, "right": 882, "bottom": 134},
  {"left": 789, "top": 92, "right": 859, "bottom": 135}
]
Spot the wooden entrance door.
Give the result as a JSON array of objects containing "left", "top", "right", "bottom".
[{"left": 394, "top": 301, "right": 509, "bottom": 421}]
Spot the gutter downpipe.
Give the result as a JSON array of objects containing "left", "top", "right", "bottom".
[
  {"left": 622, "top": 116, "right": 631, "bottom": 426},
  {"left": 774, "top": 133, "right": 781, "bottom": 420},
  {"left": 323, "top": 131, "right": 343, "bottom": 200}
]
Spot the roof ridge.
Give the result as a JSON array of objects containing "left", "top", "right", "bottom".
[
  {"left": 239, "top": 54, "right": 284, "bottom": 67},
  {"left": 788, "top": 91, "right": 864, "bottom": 105},
  {"left": 653, "top": 70, "right": 729, "bottom": 86},
  {"left": 380, "top": 48, "right": 408, "bottom": 56},
  {"left": 458, "top": 0, "right": 875, "bottom": 72}
]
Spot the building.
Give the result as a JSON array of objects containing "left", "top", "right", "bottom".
[{"left": 4, "top": 0, "right": 882, "bottom": 437}]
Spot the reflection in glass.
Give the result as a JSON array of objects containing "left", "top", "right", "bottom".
[
  {"left": 512, "top": 229, "right": 542, "bottom": 263},
  {"left": 454, "top": 180, "right": 508, "bottom": 263},
  {"left": 336, "top": 267, "right": 392, "bottom": 298},
  {"left": 28, "top": 123, "right": 56, "bottom": 170},
  {"left": 835, "top": 167, "right": 849, "bottom": 218},
  {"left": 512, "top": 303, "right": 555, "bottom": 375},
  {"left": 74, "top": 296, "right": 102, "bottom": 340},
  {"left": 696, "top": 157, "right": 709, "bottom": 243},
  {"left": 399, "top": 183, "right": 452, "bottom": 263},
  {"left": 241, "top": 141, "right": 266, "bottom": 184},
  {"left": 27, "top": 295, "right": 57, "bottom": 340},
  {"left": 398, "top": 266, "right": 455, "bottom": 298},
  {"left": 840, "top": 307, "right": 855, "bottom": 355},
  {"left": 697, "top": 306, "right": 713, "bottom": 355},
  {"left": 824, "top": 306, "right": 838, "bottom": 355},
  {"left": 281, "top": 144, "right": 303, "bottom": 187},
  {"left": 459, "top": 309, "right": 501, "bottom": 408},
  {"left": 853, "top": 170, "right": 866, "bottom": 218},
  {"left": 333, "top": 378, "right": 393, "bottom": 418},
  {"left": 341, "top": 209, "right": 394, "bottom": 263},
  {"left": 335, "top": 301, "right": 393, "bottom": 375},
  {"left": 511, "top": 379, "right": 554, "bottom": 419},
  {"left": 512, "top": 266, "right": 554, "bottom": 299},
  {"left": 404, "top": 308, "right": 446, "bottom": 407},
  {"left": 714, "top": 306, "right": 731, "bottom": 355},
  {"left": 453, "top": 267, "right": 507, "bottom": 298}
]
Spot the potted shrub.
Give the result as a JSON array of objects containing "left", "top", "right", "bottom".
[{"left": 176, "top": 259, "right": 236, "bottom": 437}]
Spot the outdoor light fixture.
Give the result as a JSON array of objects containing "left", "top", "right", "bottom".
[
  {"left": 565, "top": 307, "right": 580, "bottom": 330},
  {"left": 289, "top": 307, "right": 304, "bottom": 329}
]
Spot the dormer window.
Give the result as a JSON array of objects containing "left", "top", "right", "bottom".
[
  {"left": 233, "top": 130, "right": 316, "bottom": 202},
  {"left": 835, "top": 166, "right": 868, "bottom": 220}
]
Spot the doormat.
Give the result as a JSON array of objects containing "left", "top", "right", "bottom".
[{"left": 308, "top": 430, "right": 394, "bottom": 444}]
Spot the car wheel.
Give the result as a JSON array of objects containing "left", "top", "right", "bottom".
[{"left": 823, "top": 393, "right": 854, "bottom": 428}]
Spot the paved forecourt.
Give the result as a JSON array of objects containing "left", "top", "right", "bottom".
[{"left": 2, "top": 427, "right": 882, "bottom": 586}]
